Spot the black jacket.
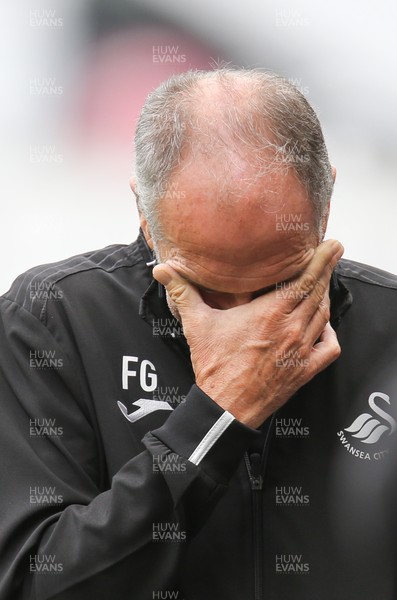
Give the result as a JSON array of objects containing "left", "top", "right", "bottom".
[{"left": 1, "top": 230, "right": 396, "bottom": 600}]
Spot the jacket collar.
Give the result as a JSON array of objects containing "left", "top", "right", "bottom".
[
  {"left": 137, "top": 230, "right": 184, "bottom": 340},
  {"left": 137, "top": 229, "right": 353, "bottom": 333},
  {"left": 329, "top": 267, "right": 353, "bottom": 328}
]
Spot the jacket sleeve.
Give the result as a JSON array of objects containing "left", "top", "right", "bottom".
[{"left": 0, "top": 297, "right": 259, "bottom": 600}]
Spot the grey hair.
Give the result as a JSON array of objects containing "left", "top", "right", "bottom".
[{"left": 133, "top": 67, "right": 334, "bottom": 240}]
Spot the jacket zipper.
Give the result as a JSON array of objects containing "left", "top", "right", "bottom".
[{"left": 244, "top": 414, "right": 275, "bottom": 600}]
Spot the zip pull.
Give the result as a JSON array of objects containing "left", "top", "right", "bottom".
[{"left": 248, "top": 452, "right": 263, "bottom": 491}]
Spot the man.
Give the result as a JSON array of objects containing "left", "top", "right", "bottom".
[{"left": 0, "top": 68, "right": 396, "bottom": 599}]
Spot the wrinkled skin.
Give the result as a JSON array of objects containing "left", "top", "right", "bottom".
[{"left": 131, "top": 88, "right": 342, "bottom": 428}]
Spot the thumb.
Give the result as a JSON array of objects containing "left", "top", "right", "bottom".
[{"left": 152, "top": 263, "right": 206, "bottom": 320}]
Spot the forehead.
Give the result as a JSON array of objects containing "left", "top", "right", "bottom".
[{"left": 157, "top": 155, "right": 316, "bottom": 292}]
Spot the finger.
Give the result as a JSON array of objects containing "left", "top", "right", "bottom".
[
  {"left": 152, "top": 263, "right": 207, "bottom": 320},
  {"left": 285, "top": 239, "right": 344, "bottom": 312},
  {"left": 303, "top": 297, "right": 331, "bottom": 346},
  {"left": 296, "top": 246, "right": 343, "bottom": 322},
  {"left": 308, "top": 322, "right": 341, "bottom": 374}
]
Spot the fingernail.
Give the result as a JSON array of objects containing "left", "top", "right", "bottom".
[
  {"left": 331, "top": 240, "right": 342, "bottom": 252},
  {"left": 334, "top": 243, "right": 344, "bottom": 258}
]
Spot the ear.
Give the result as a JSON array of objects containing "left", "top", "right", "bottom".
[
  {"left": 130, "top": 176, "right": 154, "bottom": 249},
  {"left": 319, "top": 165, "right": 336, "bottom": 241},
  {"left": 319, "top": 201, "right": 330, "bottom": 241},
  {"left": 130, "top": 176, "right": 155, "bottom": 250},
  {"left": 129, "top": 175, "right": 137, "bottom": 198},
  {"left": 139, "top": 214, "right": 155, "bottom": 251},
  {"left": 129, "top": 176, "right": 141, "bottom": 212}
]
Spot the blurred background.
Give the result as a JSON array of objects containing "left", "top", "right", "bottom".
[{"left": 1, "top": 0, "right": 396, "bottom": 293}]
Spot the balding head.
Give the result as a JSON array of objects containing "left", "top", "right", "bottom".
[{"left": 133, "top": 68, "right": 334, "bottom": 241}]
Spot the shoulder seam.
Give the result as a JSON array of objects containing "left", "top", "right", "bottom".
[
  {"left": 4, "top": 244, "right": 142, "bottom": 323},
  {"left": 1, "top": 294, "right": 61, "bottom": 333},
  {"left": 338, "top": 268, "right": 397, "bottom": 290}
]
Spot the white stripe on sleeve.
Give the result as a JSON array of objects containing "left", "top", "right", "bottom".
[{"left": 188, "top": 411, "right": 235, "bottom": 466}]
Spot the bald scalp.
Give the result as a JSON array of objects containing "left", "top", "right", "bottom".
[
  {"left": 134, "top": 68, "right": 334, "bottom": 239},
  {"left": 160, "top": 75, "right": 303, "bottom": 215}
]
